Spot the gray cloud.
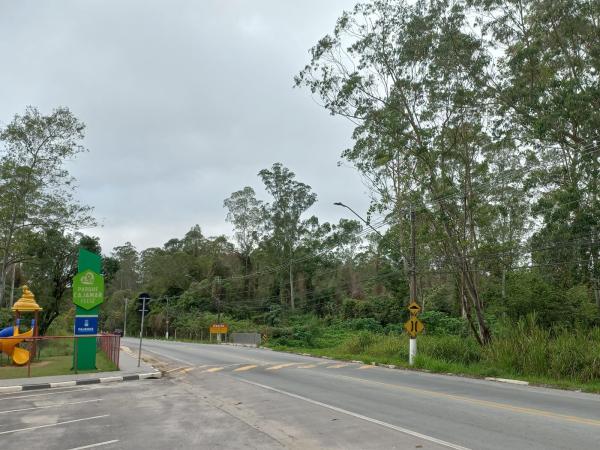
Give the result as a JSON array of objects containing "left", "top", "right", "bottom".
[{"left": 0, "top": 0, "right": 371, "bottom": 252}]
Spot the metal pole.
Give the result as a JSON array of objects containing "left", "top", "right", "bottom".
[
  {"left": 124, "top": 298, "right": 128, "bottom": 337},
  {"left": 138, "top": 296, "right": 147, "bottom": 367}
]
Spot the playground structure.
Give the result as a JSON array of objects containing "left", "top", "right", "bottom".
[{"left": 0, "top": 286, "right": 42, "bottom": 366}]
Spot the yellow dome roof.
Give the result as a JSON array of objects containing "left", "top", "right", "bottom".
[{"left": 12, "top": 285, "right": 43, "bottom": 312}]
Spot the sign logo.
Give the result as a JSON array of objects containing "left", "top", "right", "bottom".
[
  {"left": 72, "top": 269, "right": 105, "bottom": 310},
  {"left": 81, "top": 271, "right": 95, "bottom": 285}
]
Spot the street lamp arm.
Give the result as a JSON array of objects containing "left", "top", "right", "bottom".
[{"left": 334, "top": 202, "right": 384, "bottom": 238}]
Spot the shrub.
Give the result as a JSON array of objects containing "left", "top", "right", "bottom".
[
  {"left": 339, "top": 331, "right": 377, "bottom": 354},
  {"left": 419, "top": 335, "right": 482, "bottom": 365},
  {"left": 419, "top": 310, "right": 467, "bottom": 336},
  {"left": 344, "top": 317, "right": 383, "bottom": 333}
]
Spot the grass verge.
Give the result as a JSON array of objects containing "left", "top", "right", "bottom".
[
  {"left": 0, "top": 351, "right": 118, "bottom": 380},
  {"left": 266, "top": 321, "right": 600, "bottom": 394}
]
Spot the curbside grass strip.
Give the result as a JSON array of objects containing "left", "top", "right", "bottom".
[{"left": 0, "top": 371, "right": 162, "bottom": 394}]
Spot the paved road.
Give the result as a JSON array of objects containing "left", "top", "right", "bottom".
[{"left": 124, "top": 337, "right": 600, "bottom": 450}]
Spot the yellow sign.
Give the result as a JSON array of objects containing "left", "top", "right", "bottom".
[
  {"left": 407, "top": 301, "right": 421, "bottom": 315},
  {"left": 210, "top": 323, "right": 228, "bottom": 334},
  {"left": 404, "top": 317, "right": 424, "bottom": 337}
]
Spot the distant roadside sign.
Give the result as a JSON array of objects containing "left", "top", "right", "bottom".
[{"left": 210, "top": 323, "right": 228, "bottom": 334}]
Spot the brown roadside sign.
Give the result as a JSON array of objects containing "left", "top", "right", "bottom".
[
  {"left": 210, "top": 323, "right": 228, "bottom": 334},
  {"left": 407, "top": 301, "right": 421, "bottom": 315}
]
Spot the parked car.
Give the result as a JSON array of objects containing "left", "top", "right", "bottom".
[{"left": 113, "top": 328, "right": 124, "bottom": 336}]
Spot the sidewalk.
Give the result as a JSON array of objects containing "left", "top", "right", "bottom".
[{"left": 0, "top": 345, "right": 160, "bottom": 389}]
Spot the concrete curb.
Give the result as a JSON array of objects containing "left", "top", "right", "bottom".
[
  {"left": 271, "top": 347, "right": 536, "bottom": 387},
  {"left": 0, "top": 371, "right": 162, "bottom": 394},
  {"left": 485, "top": 377, "right": 529, "bottom": 386},
  {"left": 220, "top": 342, "right": 260, "bottom": 349}
]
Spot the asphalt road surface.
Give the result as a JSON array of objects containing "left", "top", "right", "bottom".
[
  {"left": 122, "top": 337, "right": 600, "bottom": 450},
  {"left": 5, "top": 338, "right": 598, "bottom": 449}
]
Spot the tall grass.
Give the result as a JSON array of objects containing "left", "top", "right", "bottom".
[{"left": 281, "top": 316, "right": 600, "bottom": 385}]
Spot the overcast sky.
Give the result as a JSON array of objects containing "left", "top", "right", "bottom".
[{"left": 0, "top": 0, "right": 371, "bottom": 253}]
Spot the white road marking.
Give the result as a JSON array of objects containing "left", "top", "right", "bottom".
[
  {"left": 0, "top": 414, "right": 110, "bottom": 435},
  {"left": 0, "top": 398, "right": 101, "bottom": 414},
  {"left": 66, "top": 440, "right": 119, "bottom": 450},
  {"left": 138, "top": 347, "right": 195, "bottom": 365},
  {"left": 238, "top": 379, "right": 471, "bottom": 450}
]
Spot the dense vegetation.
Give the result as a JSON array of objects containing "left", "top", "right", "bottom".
[{"left": 1, "top": 0, "right": 599, "bottom": 386}]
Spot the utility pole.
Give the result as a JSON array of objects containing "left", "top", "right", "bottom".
[
  {"left": 165, "top": 296, "right": 170, "bottom": 340},
  {"left": 214, "top": 277, "right": 222, "bottom": 342},
  {"left": 409, "top": 205, "right": 418, "bottom": 366},
  {"left": 123, "top": 298, "right": 128, "bottom": 337},
  {"left": 138, "top": 293, "right": 149, "bottom": 367}
]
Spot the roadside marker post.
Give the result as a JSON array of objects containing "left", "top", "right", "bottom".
[{"left": 404, "top": 301, "right": 424, "bottom": 365}]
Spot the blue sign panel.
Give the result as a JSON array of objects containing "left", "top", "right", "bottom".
[{"left": 74, "top": 316, "right": 98, "bottom": 335}]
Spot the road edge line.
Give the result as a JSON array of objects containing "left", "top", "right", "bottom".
[{"left": 237, "top": 378, "right": 471, "bottom": 450}]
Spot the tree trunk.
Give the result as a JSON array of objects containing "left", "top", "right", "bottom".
[{"left": 289, "top": 262, "right": 295, "bottom": 311}]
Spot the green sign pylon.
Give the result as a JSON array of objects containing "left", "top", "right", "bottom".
[{"left": 73, "top": 249, "right": 104, "bottom": 371}]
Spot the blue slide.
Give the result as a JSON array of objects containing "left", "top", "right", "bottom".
[{"left": 0, "top": 326, "right": 13, "bottom": 338}]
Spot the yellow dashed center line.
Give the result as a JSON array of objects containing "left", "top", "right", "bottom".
[
  {"left": 330, "top": 373, "right": 600, "bottom": 427},
  {"left": 327, "top": 364, "right": 349, "bottom": 369},
  {"left": 203, "top": 367, "right": 224, "bottom": 373},
  {"left": 358, "top": 365, "right": 375, "bottom": 369},
  {"left": 234, "top": 365, "right": 258, "bottom": 372},
  {"left": 296, "top": 364, "right": 317, "bottom": 369},
  {"left": 266, "top": 363, "right": 297, "bottom": 371}
]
